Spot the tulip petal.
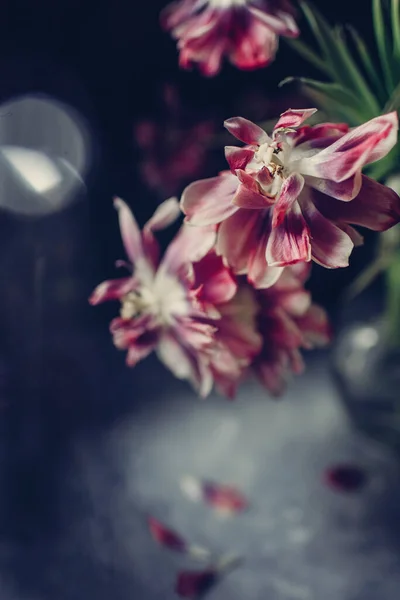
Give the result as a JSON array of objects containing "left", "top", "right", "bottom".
[
  {"left": 303, "top": 112, "right": 398, "bottom": 182},
  {"left": 249, "top": 5, "right": 299, "bottom": 36},
  {"left": 156, "top": 331, "right": 213, "bottom": 397},
  {"left": 232, "top": 183, "right": 271, "bottom": 209},
  {"left": 266, "top": 203, "right": 311, "bottom": 267},
  {"left": 217, "top": 209, "right": 262, "bottom": 273},
  {"left": 89, "top": 277, "right": 136, "bottom": 305},
  {"left": 144, "top": 197, "right": 181, "bottom": 232},
  {"left": 274, "top": 108, "right": 317, "bottom": 131},
  {"left": 162, "top": 223, "right": 216, "bottom": 277},
  {"left": 300, "top": 199, "right": 354, "bottom": 268},
  {"left": 272, "top": 172, "right": 304, "bottom": 227},
  {"left": 304, "top": 172, "right": 361, "bottom": 201},
  {"left": 224, "top": 116, "right": 270, "bottom": 145},
  {"left": 314, "top": 175, "right": 400, "bottom": 232},
  {"left": 247, "top": 228, "right": 284, "bottom": 288},
  {"left": 114, "top": 197, "right": 143, "bottom": 264},
  {"left": 224, "top": 146, "right": 255, "bottom": 172},
  {"left": 193, "top": 252, "right": 237, "bottom": 305},
  {"left": 181, "top": 173, "right": 239, "bottom": 226}
]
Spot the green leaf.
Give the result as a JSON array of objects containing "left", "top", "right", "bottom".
[
  {"left": 373, "top": 0, "right": 395, "bottom": 94},
  {"left": 366, "top": 145, "right": 400, "bottom": 181},
  {"left": 392, "top": 0, "right": 400, "bottom": 60},
  {"left": 346, "top": 25, "right": 386, "bottom": 105},
  {"left": 384, "top": 79, "right": 400, "bottom": 111},
  {"left": 300, "top": 85, "right": 369, "bottom": 125},
  {"left": 283, "top": 38, "right": 332, "bottom": 75},
  {"left": 300, "top": 2, "right": 381, "bottom": 117}
]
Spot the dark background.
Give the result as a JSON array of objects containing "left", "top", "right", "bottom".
[{"left": 0, "top": 2, "right": 394, "bottom": 600}]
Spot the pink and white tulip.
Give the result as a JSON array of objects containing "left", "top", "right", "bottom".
[
  {"left": 90, "top": 197, "right": 227, "bottom": 396},
  {"left": 252, "top": 263, "right": 331, "bottom": 395},
  {"left": 181, "top": 110, "right": 400, "bottom": 283},
  {"left": 161, "top": 0, "right": 298, "bottom": 76}
]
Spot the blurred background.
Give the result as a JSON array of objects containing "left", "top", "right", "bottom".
[{"left": 0, "top": 1, "right": 399, "bottom": 599}]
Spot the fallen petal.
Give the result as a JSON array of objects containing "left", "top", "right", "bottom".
[
  {"left": 181, "top": 476, "right": 248, "bottom": 514},
  {"left": 148, "top": 517, "right": 210, "bottom": 559},
  {"left": 324, "top": 464, "right": 368, "bottom": 492}
]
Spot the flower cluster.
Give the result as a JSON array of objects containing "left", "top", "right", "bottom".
[
  {"left": 90, "top": 182, "right": 332, "bottom": 398},
  {"left": 161, "top": 0, "right": 299, "bottom": 76},
  {"left": 91, "top": 106, "right": 400, "bottom": 399},
  {"left": 182, "top": 109, "right": 400, "bottom": 284}
]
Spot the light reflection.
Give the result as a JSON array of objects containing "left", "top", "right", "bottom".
[{"left": 0, "top": 94, "right": 91, "bottom": 215}]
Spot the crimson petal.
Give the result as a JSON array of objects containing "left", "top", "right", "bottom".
[
  {"left": 324, "top": 464, "right": 368, "bottom": 493},
  {"left": 314, "top": 175, "right": 400, "bottom": 232},
  {"left": 300, "top": 199, "right": 353, "bottom": 268},
  {"left": 274, "top": 108, "right": 317, "bottom": 131},
  {"left": 266, "top": 203, "right": 311, "bottom": 267},
  {"left": 225, "top": 146, "right": 255, "bottom": 172}
]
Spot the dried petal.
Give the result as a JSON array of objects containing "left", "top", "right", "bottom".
[
  {"left": 324, "top": 465, "right": 368, "bottom": 493},
  {"left": 181, "top": 476, "right": 248, "bottom": 514}
]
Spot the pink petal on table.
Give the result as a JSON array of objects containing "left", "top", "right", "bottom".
[
  {"left": 323, "top": 464, "right": 368, "bottom": 493},
  {"left": 175, "top": 556, "right": 242, "bottom": 598},
  {"left": 148, "top": 517, "right": 210, "bottom": 558},
  {"left": 181, "top": 476, "right": 249, "bottom": 514}
]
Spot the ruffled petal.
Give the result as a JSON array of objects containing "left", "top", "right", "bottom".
[
  {"left": 304, "top": 172, "right": 361, "bottom": 201},
  {"left": 157, "top": 330, "right": 213, "bottom": 397},
  {"left": 274, "top": 108, "right": 317, "bottom": 132},
  {"left": 314, "top": 175, "right": 400, "bottom": 232},
  {"left": 181, "top": 173, "right": 239, "bottom": 226},
  {"left": 89, "top": 277, "right": 136, "bottom": 305},
  {"left": 232, "top": 183, "right": 271, "bottom": 209},
  {"left": 144, "top": 197, "right": 181, "bottom": 232},
  {"left": 193, "top": 252, "right": 237, "bottom": 305},
  {"left": 249, "top": 5, "right": 299, "bottom": 37},
  {"left": 216, "top": 209, "right": 263, "bottom": 273},
  {"left": 272, "top": 172, "right": 304, "bottom": 227},
  {"left": 224, "top": 146, "right": 255, "bottom": 172},
  {"left": 301, "top": 112, "right": 399, "bottom": 182},
  {"left": 161, "top": 223, "right": 216, "bottom": 277},
  {"left": 224, "top": 116, "right": 270, "bottom": 145},
  {"left": 300, "top": 198, "right": 354, "bottom": 268},
  {"left": 266, "top": 203, "right": 311, "bottom": 267},
  {"left": 114, "top": 197, "right": 144, "bottom": 264}
]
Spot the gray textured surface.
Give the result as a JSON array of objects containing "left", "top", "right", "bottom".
[{"left": 1, "top": 337, "right": 400, "bottom": 600}]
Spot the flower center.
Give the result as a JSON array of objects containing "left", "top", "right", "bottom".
[{"left": 120, "top": 272, "right": 189, "bottom": 326}]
